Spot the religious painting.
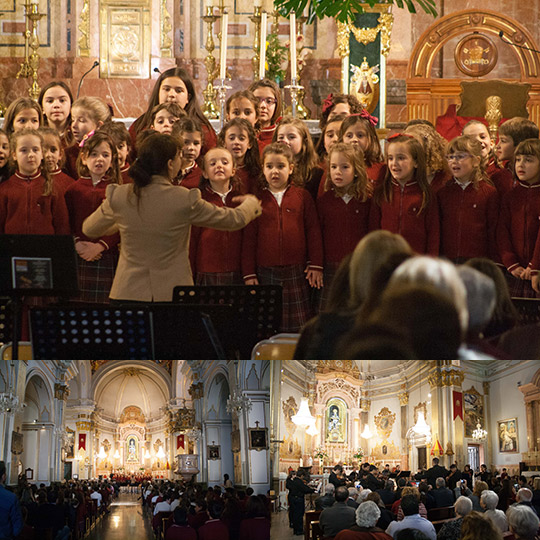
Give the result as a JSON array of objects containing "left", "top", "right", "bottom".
[
  {"left": 248, "top": 428, "right": 268, "bottom": 451},
  {"left": 126, "top": 435, "right": 139, "bottom": 462},
  {"left": 66, "top": 428, "right": 75, "bottom": 459},
  {"left": 325, "top": 397, "right": 347, "bottom": 443},
  {"left": 374, "top": 407, "right": 396, "bottom": 439},
  {"left": 498, "top": 418, "right": 518, "bottom": 453},
  {"left": 208, "top": 445, "right": 221, "bottom": 460},
  {"left": 464, "top": 387, "right": 484, "bottom": 438}
]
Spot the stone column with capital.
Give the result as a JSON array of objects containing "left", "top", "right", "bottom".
[
  {"left": 483, "top": 381, "right": 492, "bottom": 466},
  {"left": 398, "top": 389, "right": 409, "bottom": 469}
]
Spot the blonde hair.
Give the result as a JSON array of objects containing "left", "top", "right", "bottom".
[
  {"left": 3, "top": 98, "right": 43, "bottom": 136},
  {"left": 405, "top": 123, "right": 448, "bottom": 176},
  {"left": 71, "top": 96, "right": 112, "bottom": 126},
  {"left": 326, "top": 143, "right": 371, "bottom": 201}
]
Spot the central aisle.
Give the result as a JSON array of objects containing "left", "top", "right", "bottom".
[{"left": 87, "top": 492, "right": 154, "bottom": 540}]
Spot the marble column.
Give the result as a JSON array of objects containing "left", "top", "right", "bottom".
[{"left": 269, "top": 360, "right": 282, "bottom": 493}]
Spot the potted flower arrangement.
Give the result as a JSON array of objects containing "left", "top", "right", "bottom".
[
  {"left": 353, "top": 448, "right": 364, "bottom": 461},
  {"left": 265, "top": 32, "right": 288, "bottom": 84}
]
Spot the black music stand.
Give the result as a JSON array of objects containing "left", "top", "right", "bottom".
[
  {"left": 0, "top": 235, "right": 78, "bottom": 359},
  {"left": 172, "top": 285, "right": 282, "bottom": 358}
]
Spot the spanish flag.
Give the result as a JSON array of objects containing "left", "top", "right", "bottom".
[{"left": 431, "top": 439, "right": 443, "bottom": 456}]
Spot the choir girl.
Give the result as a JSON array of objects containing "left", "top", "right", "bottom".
[
  {"left": 150, "top": 102, "right": 186, "bottom": 134},
  {"left": 248, "top": 79, "right": 282, "bottom": 152},
  {"left": 498, "top": 138, "right": 540, "bottom": 298},
  {"left": 172, "top": 117, "right": 203, "bottom": 188},
  {"left": 39, "top": 127, "right": 75, "bottom": 195},
  {"left": 273, "top": 116, "right": 323, "bottom": 200},
  {"left": 3, "top": 97, "right": 42, "bottom": 136},
  {"left": 437, "top": 135, "right": 499, "bottom": 262},
  {"left": 217, "top": 118, "right": 261, "bottom": 193},
  {"left": 339, "top": 111, "right": 386, "bottom": 184},
  {"left": 319, "top": 92, "right": 363, "bottom": 130},
  {"left": 370, "top": 133, "right": 439, "bottom": 255},
  {"left": 225, "top": 90, "right": 259, "bottom": 129},
  {"left": 0, "top": 128, "right": 69, "bottom": 235},
  {"left": 0, "top": 129, "right": 11, "bottom": 184},
  {"left": 495, "top": 117, "right": 540, "bottom": 175},
  {"left": 65, "top": 131, "right": 121, "bottom": 303},
  {"left": 129, "top": 67, "right": 216, "bottom": 157},
  {"left": 65, "top": 96, "right": 112, "bottom": 179},
  {"left": 317, "top": 142, "right": 372, "bottom": 308},
  {"left": 100, "top": 121, "right": 133, "bottom": 184},
  {"left": 241, "top": 142, "right": 323, "bottom": 332},
  {"left": 189, "top": 147, "right": 244, "bottom": 285},
  {"left": 462, "top": 120, "right": 513, "bottom": 197},
  {"left": 404, "top": 122, "right": 451, "bottom": 193},
  {"left": 38, "top": 81, "right": 74, "bottom": 147}
]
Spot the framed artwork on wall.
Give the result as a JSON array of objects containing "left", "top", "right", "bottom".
[
  {"left": 248, "top": 428, "right": 268, "bottom": 451},
  {"left": 498, "top": 418, "right": 518, "bottom": 453},
  {"left": 208, "top": 445, "right": 221, "bottom": 460}
]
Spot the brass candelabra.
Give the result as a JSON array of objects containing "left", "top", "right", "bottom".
[
  {"left": 16, "top": 1, "right": 45, "bottom": 101},
  {"left": 202, "top": 6, "right": 220, "bottom": 119},
  {"left": 249, "top": 6, "right": 262, "bottom": 80}
]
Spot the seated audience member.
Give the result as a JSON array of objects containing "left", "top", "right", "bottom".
[
  {"left": 378, "top": 480, "right": 397, "bottom": 506},
  {"left": 468, "top": 481, "right": 489, "bottom": 513},
  {"left": 197, "top": 501, "right": 229, "bottom": 540},
  {"left": 320, "top": 486, "right": 357, "bottom": 538},
  {"left": 238, "top": 495, "right": 270, "bottom": 540},
  {"left": 431, "top": 478, "right": 454, "bottom": 508},
  {"left": 480, "top": 490, "right": 508, "bottom": 532},
  {"left": 436, "top": 496, "right": 472, "bottom": 540},
  {"left": 396, "top": 487, "right": 428, "bottom": 521},
  {"left": 154, "top": 491, "right": 173, "bottom": 515},
  {"left": 532, "top": 478, "right": 540, "bottom": 516},
  {"left": 452, "top": 479, "right": 472, "bottom": 504},
  {"left": 506, "top": 505, "right": 540, "bottom": 540},
  {"left": 395, "top": 531, "right": 431, "bottom": 540},
  {"left": 315, "top": 483, "right": 336, "bottom": 511},
  {"left": 334, "top": 501, "right": 394, "bottom": 540},
  {"left": 386, "top": 495, "right": 436, "bottom": 540},
  {"left": 459, "top": 511, "right": 503, "bottom": 540},
  {"left": 187, "top": 500, "right": 208, "bottom": 529},
  {"left": 165, "top": 507, "right": 197, "bottom": 540},
  {"left": 348, "top": 487, "right": 360, "bottom": 509},
  {"left": 366, "top": 492, "right": 395, "bottom": 530},
  {"left": 513, "top": 488, "right": 539, "bottom": 515}
]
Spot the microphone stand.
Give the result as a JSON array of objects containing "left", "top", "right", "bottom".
[{"left": 77, "top": 61, "right": 100, "bottom": 99}]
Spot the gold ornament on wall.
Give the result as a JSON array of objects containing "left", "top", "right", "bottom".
[
  {"left": 282, "top": 396, "right": 298, "bottom": 435},
  {"left": 78, "top": 0, "right": 90, "bottom": 57},
  {"left": 374, "top": 407, "right": 396, "bottom": 439},
  {"left": 160, "top": 0, "right": 172, "bottom": 57}
]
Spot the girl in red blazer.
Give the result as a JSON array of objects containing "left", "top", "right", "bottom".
[
  {"left": 0, "top": 128, "right": 69, "bottom": 235},
  {"left": 0, "top": 129, "right": 11, "bottom": 184},
  {"left": 189, "top": 147, "right": 244, "bottom": 285},
  {"left": 499, "top": 138, "right": 540, "bottom": 298},
  {"left": 370, "top": 134, "right": 439, "bottom": 256},
  {"left": 39, "top": 127, "right": 75, "bottom": 196},
  {"left": 339, "top": 112, "right": 386, "bottom": 185},
  {"left": 218, "top": 118, "right": 261, "bottom": 194},
  {"left": 242, "top": 143, "right": 323, "bottom": 332},
  {"left": 249, "top": 79, "right": 282, "bottom": 154},
  {"left": 65, "top": 131, "right": 121, "bottom": 302},
  {"left": 317, "top": 143, "right": 372, "bottom": 309},
  {"left": 172, "top": 118, "right": 203, "bottom": 189},
  {"left": 462, "top": 120, "right": 513, "bottom": 198},
  {"left": 437, "top": 135, "right": 499, "bottom": 263}
]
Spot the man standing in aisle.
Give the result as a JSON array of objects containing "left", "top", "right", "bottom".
[
  {"left": 0, "top": 461, "right": 23, "bottom": 540},
  {"left": 288, "top": 470, "right": 315, "bottom": 536}
]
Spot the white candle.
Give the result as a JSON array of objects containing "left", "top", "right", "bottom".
[
  {"left": 289, "top": 12, "right": 297, "bottom": 80},
  {"left": 259, "top": 11, "right": 267, "bottom": 79},
  {"left": 219, "top": 10, "right": 228, "bottom": 80}
]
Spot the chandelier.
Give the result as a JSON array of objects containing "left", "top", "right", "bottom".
[
  {"left": 472, "top": 422, "right": 487, "bottom": 441},
  {"left": 306, "top": 419, "right": 319, "bottom": 436},
  {"left": 0, "top": 391, "right": 24, "bottom": 415},
  {"left": 292, "top": 398, "right": 315, "bottom": 427},
  {"left": 412, "top": 411, "right": 431, "bottom": 438},
  {"left": 187, "top": 424, "right": 202, "bottom": 442},
  {"left": 226, "top": 389, "right": 253, "bottom": 416},
  {"left": 361, "top": 424, "right": 373, "bottom": 439}
]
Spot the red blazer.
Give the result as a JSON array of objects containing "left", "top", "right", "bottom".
[
  {"left": 176, "top": 163, "right": 202, "bottom": 189},
  {"left": 120, "top": 164, "right": 132, "bottom": 184},
  {"left": 317, "top": 190, "right": 371, "bottom": 264},
  {"left": 316, "top": 161, "right": 329, "bottom": 199},
  {"left": 241, "top": 184, "right": 323, "bottom": 279},
  {"left": 487, "top": 160, "right": 513, "bottom": 198},
  {"left": 437, "top": 179, "right": 499, "bottom": 261},
  {"left": 0, "top": 171, "right": 70, "bottom": 235},
  {"left": 370, "top": 180, "right": 440, "bottom": 255},
  {"left": 63, "top": 143, "right": 80, "bottom": 179},
  {"left": 497, "top": 180, "right": 540, "bottom": 271},
  {"left": 198, "top": 520, "right": 229, "bottom": 540},
  {"left": 430, "top": 168, "right": 452, "bottom": 194},
  {"left": 190, "top": 187, "right": 243, "bottom": 274},
  {"left": 239, "top": 517, "right": 270, "bottom": 540},
  {"left": 50, "top": 168, "right": 75, "bottom": 195},
  {"left": 65, "top": 177, "right": 120, "bottom": 250},
  {"left": 235, "top": 166, "right": 258, "bottom": 194},
  {"left": 165, "top": 525, "right": 197, "bottom": 540},
  {"left": 366, "top": 161, "right": 387, "bottom": 185},
  {"left": 257, "top": 125, "right": 276, "bottom": 155}
]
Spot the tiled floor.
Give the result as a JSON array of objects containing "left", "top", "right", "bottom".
[
  {"left": 86, "top": 493, "right": 154, "bottom": 540},
  {"left": 271, "top": 508, "right": 297, "bottom": 540}
]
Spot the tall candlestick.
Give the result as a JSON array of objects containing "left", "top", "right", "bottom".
[
  {"left": 289, "top": 11, "right": 297, "bottom": 80},
  {"left": 219, "top": 10, "right": 228, "bottom": 80},
  {"left": 259, "top": 11, "right": 267, "bottom": 79}
]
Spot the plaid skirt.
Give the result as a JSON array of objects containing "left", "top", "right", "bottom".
[
  {"left": 195, "top": 271, "right": 242, "bottom": 286},
  {"left": 258, "top": 265, "right": 311, "bottom": 332},
  {"left": 504, "top": 270, "right": 540, "bottom": 299},
  {"left": 76, "top": 249, "right": 118, "bottom": 303}
]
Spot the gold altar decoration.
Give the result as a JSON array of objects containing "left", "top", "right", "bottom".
[
  {"left": 280, "top": 435, "right": 302, "bottom": 459},
  {"left": 326, "top": 397, "right": 347, "bottom": 443},
  {"left": 54, "top": 383, "right": 70, "bottom": 401},
  {"left": 454, "top": 33, "right": 498, "bottom": 78},
  {"left": 202, "top": 5, "right": 220, "bottom": 119},
  {"left": 374, "top": 407, "right": 396, "bottom": 439},
  {"left": 317, "top": 361, "right": 360, "bottom": 377},
  {"left": 282, "top": 396, "right": 298, "bottom": 435},
  {"left": 78, "top": 0, "right": 90, "bottom": 57},
  {"left": 160, "top": 0, "right": 173, "bottom": 57},
  {"left": 398, "top": 392, "right": 409, "bottom": 406},
  {"left": 249, "top": 6, "right": 263, "bottom": 80},
  {"left": 428, "top": 367, "right": 464, "bottom": 388},
  {"left": 350, "top": 57, "right": 380, "bottom": 113},
  {"left": 372, "top": 440, "right": 400, "bottom": 460},
  {"left": 99, "top": 0, "right": 151, "bottom": 79},
  {"left": 485, "top": 95, "right": 502, "bottom": 142}
]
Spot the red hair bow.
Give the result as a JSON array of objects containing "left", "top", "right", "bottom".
[
  {"left": 322, "top": 94, "right": 334, "bottom": 115},
  {"left": 350, "top": 109, "right": 378, "bottom": 127}
]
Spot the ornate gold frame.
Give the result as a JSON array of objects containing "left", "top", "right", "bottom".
[
  {"left": 374, "top": 407, "right": 396, "bottom": 439},
  {"left": 326, "top": 397, "right": 347, "bottom": 443}
]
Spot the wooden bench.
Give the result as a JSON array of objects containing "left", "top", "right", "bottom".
[
  {"left": 427, "top": 505, "right": 455, "bottom": 522},
  {"left": 304, "top": 510, "right": 322, "bottom": 540}
]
